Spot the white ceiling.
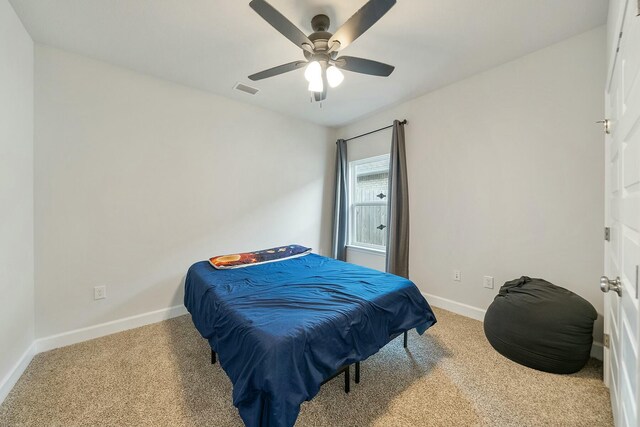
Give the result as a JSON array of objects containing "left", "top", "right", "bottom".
[{"left": 11, "top": 0, "right": 608, "bottom": 127}]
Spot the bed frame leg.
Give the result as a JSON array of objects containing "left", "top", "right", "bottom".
[
  {"left": 403, "top": 331, "right": 408, "bottom": 348},
  {"left": 344, "top": 365, "right": 350, "bottom": 393},
  {"left": 355, "top": 362, "right": 360, "bottom": 384},
  {"left": 211, "top": 349, "right": 217, "bottom": 365}
]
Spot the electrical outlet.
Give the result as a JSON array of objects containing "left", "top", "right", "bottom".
[
  {"left": 94, "top": 285, "right": 106, "bottom": 300},
  {"left": 483, "top": 276, "right": 494, "bottom": 289},
  {"left": 453, "top": 270, "right": 461, "bottom": 282}
]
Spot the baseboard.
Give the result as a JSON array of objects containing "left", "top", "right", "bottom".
[
  {"left": 36, "top": 304, "right": 188, "bottom": 353},
  {"left": 422, "top": 292, "right": 604, "bottom": 361},
  {"left": 422, "top": 292, "right": 487, "bottom": 322},
  {"left": 0, "top": 342, "right": 36, "bottom": 404}
]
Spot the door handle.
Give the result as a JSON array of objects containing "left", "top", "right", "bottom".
[{"left": 600, "top": 275, "right": 622, "bottom": 296}]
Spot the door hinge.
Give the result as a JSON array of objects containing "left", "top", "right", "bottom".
[
  {"left": 605, "top": 227, "right": 611, "bottom": 241},
  {"left": 604, "top": 333, "right": 610, "bottom": 348}
]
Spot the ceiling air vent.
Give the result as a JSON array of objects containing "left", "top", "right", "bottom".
[{"left": 234, "top": 82, "right": 259, "bottom": 95}]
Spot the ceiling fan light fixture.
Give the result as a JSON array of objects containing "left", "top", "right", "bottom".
[
  {"left": 326, "top": 66, "right": 344, "bottom": 88},
  {"left": 304, "top": 61, "right": 321, "bottom": 82},
  {"left": 308, "top": 78, "right": 323, "bottom": 93}
]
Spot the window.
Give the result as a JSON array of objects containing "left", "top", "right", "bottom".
[{"left": 348, "top": 154, "right": 390, "bottom": 251}]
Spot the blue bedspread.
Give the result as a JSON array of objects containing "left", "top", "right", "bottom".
[{"left": 184, "top": 254, "right": 436, "bottom": 427}]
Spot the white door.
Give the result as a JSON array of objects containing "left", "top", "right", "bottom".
[{"left": 603, "top": 1, "right": 640, "bottom": 426}]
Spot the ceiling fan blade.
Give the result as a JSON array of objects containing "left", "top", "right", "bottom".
[
  {"left": 335, "top": 56, "right": 394, "bottom": 76},
  {"left": 328, "top": 0, "right": 396, "bottom": 51},
  {"left": 249, "top": 0, "right": 314, "bottom": 52},
  {"left": 248, "top": 61, "right": 307, "bottom": 81}
]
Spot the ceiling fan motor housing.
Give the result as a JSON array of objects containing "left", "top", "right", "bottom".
[{"left": 305, "top": 16, "right": 337, "bottom": 61}]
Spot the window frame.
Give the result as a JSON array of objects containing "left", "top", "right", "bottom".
[{"left": 347, "top": 154, "right": 390, "bottom": 252}]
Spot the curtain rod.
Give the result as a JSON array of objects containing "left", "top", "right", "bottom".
[{"left": 342, "top": 119, "right": 408, "bottom": 143}]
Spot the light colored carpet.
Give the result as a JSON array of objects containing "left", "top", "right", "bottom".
[{"left": 0, "top": 308, "right": 613, "bottom": 426}]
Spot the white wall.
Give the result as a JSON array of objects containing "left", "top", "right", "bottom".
[
  {"left": 337, "top": 27, "right": 606, "bottom": 339},
  {"left": 34, "top": 46, "right": 334, "bottom": 338},
  {"left": 0, "top": 0, "right": 34, "bottom": 399}
]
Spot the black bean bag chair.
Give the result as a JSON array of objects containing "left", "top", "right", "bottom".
[{"left": 483, "top": 276, "right": 597, "bottom": 374}]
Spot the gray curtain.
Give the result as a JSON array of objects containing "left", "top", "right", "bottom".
[
  {"left": 332, "top": 139, "right": 348, "bottom": 261},
  {"left": 386, "top": 120, "right": 410, "bottom": 277}
]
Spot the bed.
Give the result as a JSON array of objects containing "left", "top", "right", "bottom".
[{"left": 184, "top": 252, "right": 436, "bottom": 427}]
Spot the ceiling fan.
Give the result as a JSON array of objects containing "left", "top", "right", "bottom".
[{"left": 248, "top": 0, "right": 396, "bottom": 102}]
